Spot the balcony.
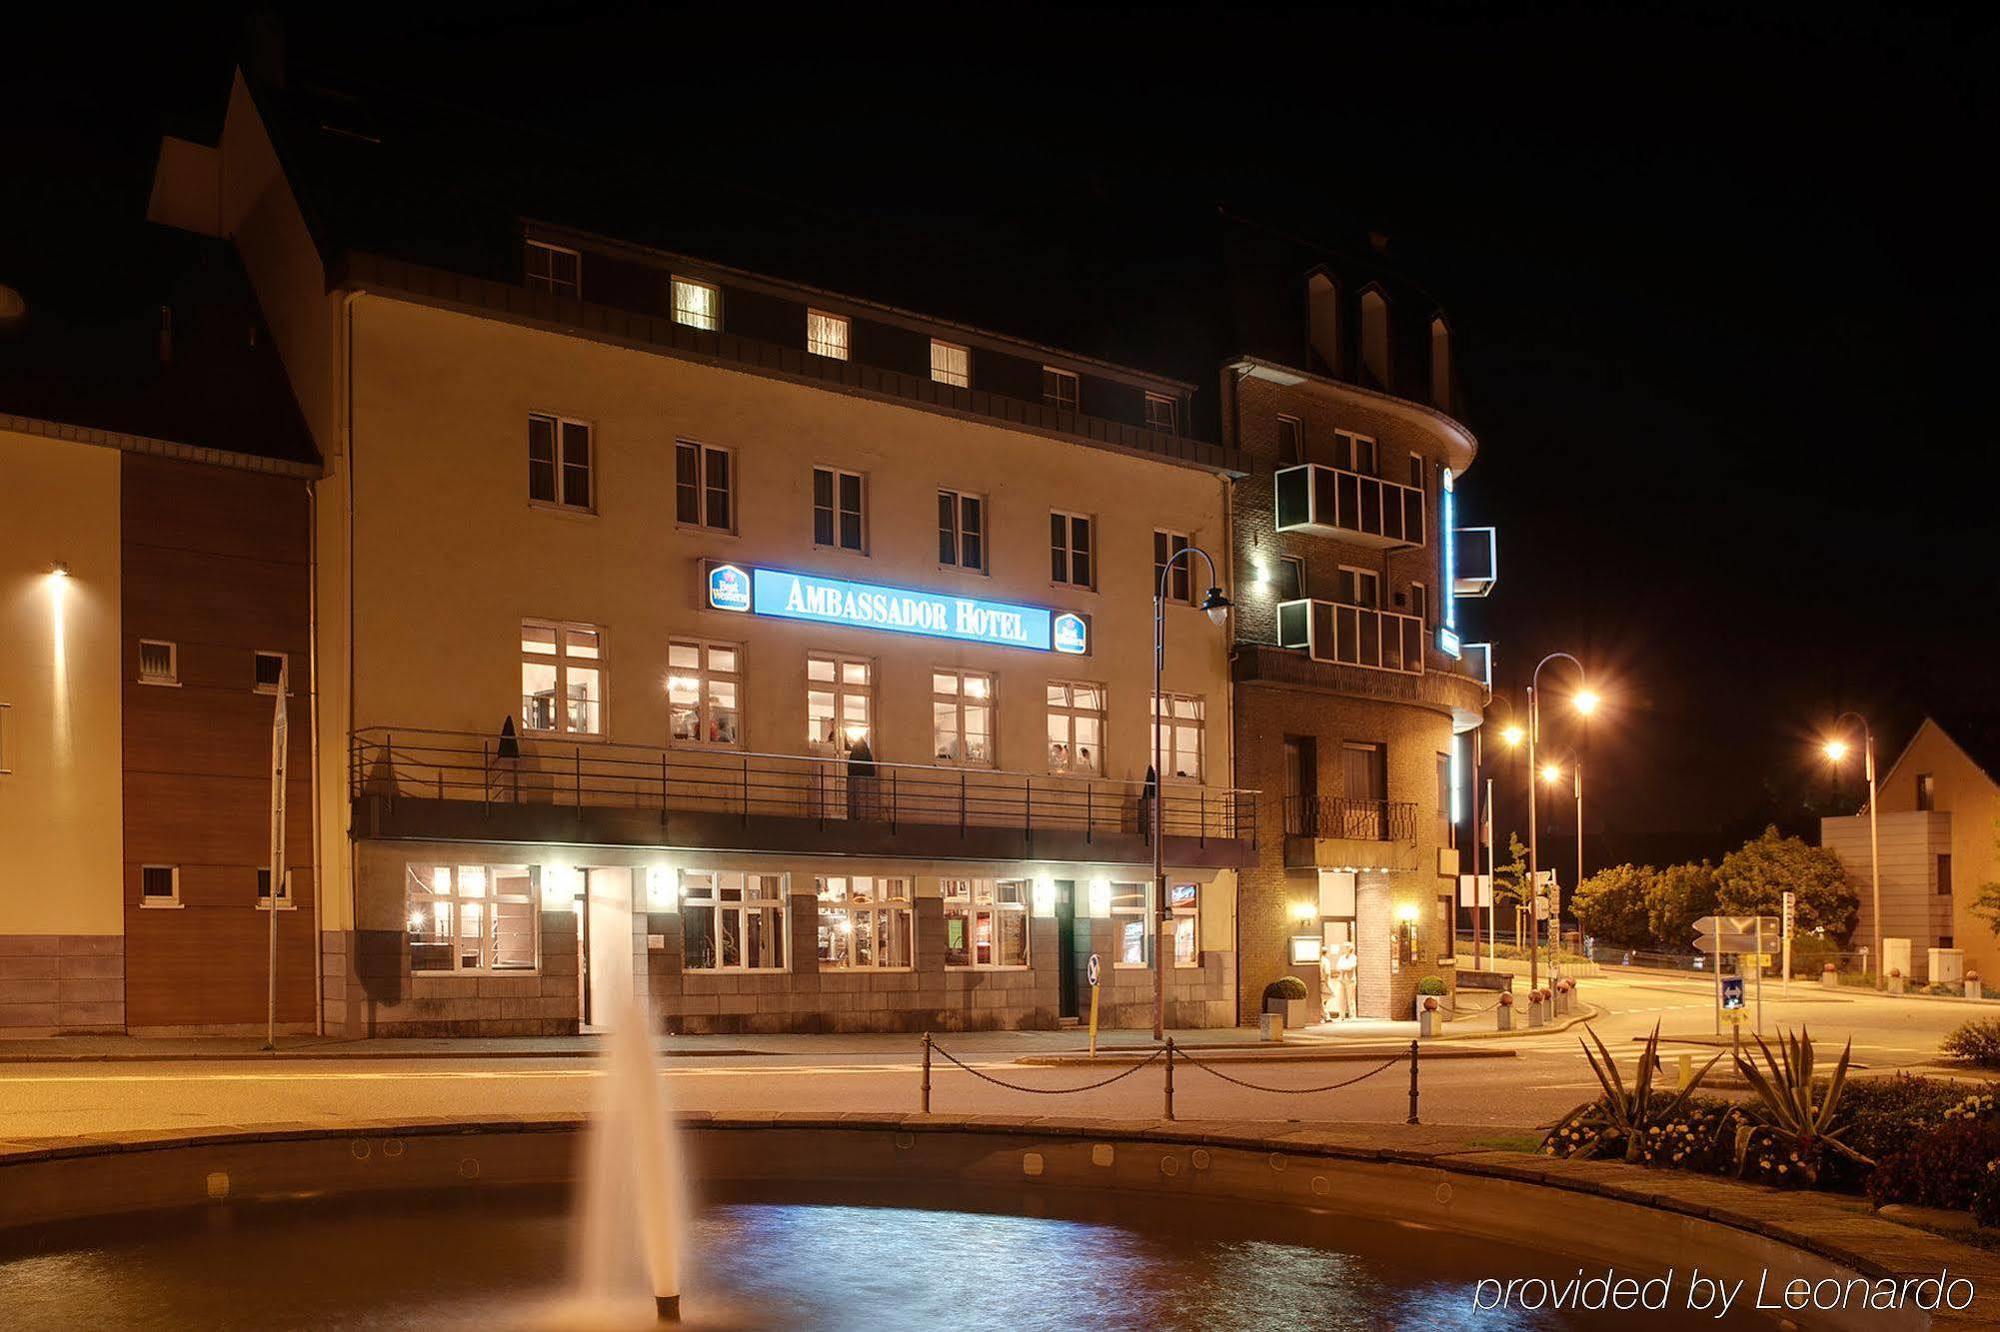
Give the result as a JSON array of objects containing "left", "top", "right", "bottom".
[
  {"left": 349, "top": 727, "right": 1257, "bottom": 868},
  {"left": 1274, "top": 463, "right": 1425, "bottom": 548},
  {"left": 1277, "top": 598, "right": 1425, "bottom": 675},
  {"left": 1453, "top": 526, "right": 1498, "bottom": 598},
  {"left": 1281, "top": 795, "right": 1422, "bottom": 872}
]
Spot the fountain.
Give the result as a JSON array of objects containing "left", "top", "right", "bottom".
[{"left": 572, "top": 999, "right": 685, "bottom": 1324}]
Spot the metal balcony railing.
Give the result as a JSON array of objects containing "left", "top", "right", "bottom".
[
  {"left": 351, "top": 726, "right": 1258, "bottom": 847},
  {"left": 1283, "top": 795, "right": 1419, "bottom": 843}
]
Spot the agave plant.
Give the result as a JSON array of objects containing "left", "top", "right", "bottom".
[
  {"left": 1544, "top": 1021, "right": 1721, "bottom": 1162},
  {"left": 1730, "top": 1025, "right": 1874, "bottom": 1185}
]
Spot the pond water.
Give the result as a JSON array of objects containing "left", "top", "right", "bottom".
[{"left": 0, "top": 1179, "right": 1777, "bottom": 1330}]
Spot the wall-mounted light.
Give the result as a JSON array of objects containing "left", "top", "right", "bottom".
[
  {"left": 49, "top": 561, "right": 70, "bottom": 579},
  {"left": 645, "top": 866, "right": 673, "bottom": 907},
  {"left": 1292, "top": 900, "right": 1317, "bottom": 923}
]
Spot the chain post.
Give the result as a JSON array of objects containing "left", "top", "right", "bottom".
[
  {"left": 921, "top": 1032, "right": 933, "bottom": 1114},
  {"left": 1164, "top": 1037, "right": 1177, "bottom": 1121},
  {"left": 1406, "top": 1039, "right": 1420, "bottom": 1125}
]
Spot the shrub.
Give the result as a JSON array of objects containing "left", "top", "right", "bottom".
[
  {"left": 1832, "top": 1075, "right": 1972, "bottom": 1177},
  {"left": 1416, "top": 976, "right": 1448, "bottom": 996},
  {"left": 1942, "top": 1018, "right": 2000, "bottom": 1067},
  {"left": 1868, "top": 1119, "right": 2000, "bottom": 1211},
  {"left": 1976, "top": 1162, "right": 2000, "bottom": 1227},
  {"left": 1571, "top": 864, "right": 1657, "bottom": 950},
  {"left": 1263, "top": 976, "right": 1308, "bottom": 1003},
  {"left": 1786, "top": 932, "right": 1843, "bottom": 978}
]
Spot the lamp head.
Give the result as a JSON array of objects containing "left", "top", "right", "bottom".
[
  {"left": 1540, "top": 762, "right": 1563, "bottom": 785},
  {"left": 1500, "top": 724, "right": 1525, "bottom": 748},
  {"left": 1823, "top": 739, "right": 1849, "bottom": 764},
  {"left": 1574, "top": 689, "right": 1600, "bottom": 717},
  {"left": 1199, "top": 585, "right": 1232, "bottom": 627}
]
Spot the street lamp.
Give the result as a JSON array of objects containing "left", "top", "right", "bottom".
[
  {"left": 1822, "top": 713, "right": 1881, "bottom": 989},
  {"left": 1152, "top": 546, "right": 1231, "bottom": 1041},
  {"left": 1526, "top": 652, "right": 1594, "bottom": 996},
  {"left": 1471, "top": 707, "right": 1527, "bottom": 971}
]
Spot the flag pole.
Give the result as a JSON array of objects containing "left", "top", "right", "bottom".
[{"left": 266, "top": 661, "right": 289, "bottom": 1051}]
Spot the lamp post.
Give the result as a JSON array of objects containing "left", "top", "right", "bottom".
[
  {"left": 1526, "top": 652, "right": 1595, "bottom": 997},
  {"left": 1477, "top": 715, "right": 1526, "bottom": 972},
  {"left": 1152, "top": 546, "right": 1231, "bottom": 1042},
  {"left": 1823, "top": 714, "right": 1881, "bottom": 989}
]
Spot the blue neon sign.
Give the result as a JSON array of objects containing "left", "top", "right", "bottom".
[{"left": 743, "top": 567, "right": 1087, "bottom": 655}]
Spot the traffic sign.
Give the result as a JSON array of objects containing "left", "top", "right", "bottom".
[
  {"left": 1721, "top": 977, "right": 1745, "bottom": 1011},
  {"left": 1694, "top": 915, "right": 1779, "bottom": 935},
  {"left": 1086, "top": 953, "right": 1101, "bottom": 988},
  {"left": 1694, "top": 934, "right": 1766, "bottom": 953}
]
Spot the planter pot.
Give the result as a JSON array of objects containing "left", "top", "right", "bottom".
[{"left": 1283, "top": 998, "right": 1313, "bottom": 1028}]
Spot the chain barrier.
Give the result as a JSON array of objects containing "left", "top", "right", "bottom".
[
  {"left": 924, "top": 1035, "right": 1167, "bottom": 1098},
  {"left": 1172, "top": 1046, "right": 1404, "bottom": 1095}
]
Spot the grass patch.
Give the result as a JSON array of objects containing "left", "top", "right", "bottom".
[{"left": 1467, "top": 1132, "right": 1544, "bottom": 1153}]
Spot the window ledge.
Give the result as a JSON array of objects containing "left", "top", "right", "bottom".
[
  {"left": 137, "top": 678, "right": 183, "bottom": 688},
  {"left": 255, "top": 902, "right": 298, "bottom": 911},
  {"left": 945, "top": 965, "right": 1033, "bottom": 972},
  {"left": 676, "top": 523, "right": 738, "bottom": 539},
  {"left": 520, "top": 729, "right": 611, "bottom": 744},
  {"left": 139, "top": 900, "right": 185, "bottom": 909},
  {"left": 527, "top": 501, "right": 599, "bottom": 521}
]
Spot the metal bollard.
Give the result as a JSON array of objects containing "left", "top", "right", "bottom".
[
  {"left": 921, "top": 1032, "right": 932, "bottom": 1114},
  {"left": 1164, "top": 1037, "right": 1177, "bottom": 1121},
  {"left": 1406, "top": 1039, "right": 1420, "bottom": 1125}
]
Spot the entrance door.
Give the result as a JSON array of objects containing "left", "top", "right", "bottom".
[
  {"left": 1342, "top": 741, "right": 1387, "bottom": 839},
  {"left": 581, "top": 867, "right": 634, "bottom": 1031},
  {"left": 1055, "top": 880, "right": 1082, "bottom": 1020}
]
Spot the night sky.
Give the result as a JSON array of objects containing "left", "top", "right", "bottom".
[{"left": 8, "top": 5, "right": 1992, "bottom": 871}]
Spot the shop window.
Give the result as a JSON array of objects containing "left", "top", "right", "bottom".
[
  {"left": 943, "top": 878, "right": 1029, "bottom": 968},
  {"left": 680, "top": 870, "right": 787, "bottom": 972},
  {"left": 667, "top": 640, "right": 741, "bottom": 747},
  {"left": 815, "top": 876, "right": 913, "bottom": 969},
  {"left": 405, "top": 865, "right": 539, "bottom": 974},
  {"left": 1113, "top": 881, "right": 1199, "bottom": 967}
]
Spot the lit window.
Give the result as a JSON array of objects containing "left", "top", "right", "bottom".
[
  {"left": 254, "top": 651, "right": 286, "bottom": 694},
  {"left": 807, "top": 309, "right": 850, "bottom": 360},
  {"left": 1049, "top": 511, "right": 1094, "bottom": 589},
  {"left": 816, "top": 876, "right": 913, "bottom": 969},
  {"left": 942, "top": 878, "right": 1029, "bottom": 968},
  {"left": 524, "top": 240, "right": 580, "bottom": 298},
  {"left": 1111, "top": 882, "right": 1199, "bottom": 968},
  {"left": 812, "top": 466, "right": 865, "bottom": 551},
  {"left": 672, "top": 277, "right": 720, "bottom": 331},
  {"left": 405, "top": 864, "right": 539, "bottom": 973},
  {"left": 1046, "top": 682, "right": 1105, "bottom": 775},
  {"left": 930, "top": 339, "right": 969, "bottom": 387},
  {"left": 807, "top": 655, "right": 873, "bottom": 753},
  {"left": 1151, "top": 693, "right": 1205, "bottom": 781},
  {"left": 1153, "top": 530, "right": 1193, "bottom": 604},
  {"left": 138, "top": 639, "right": 178, "bottom": 686},
  {"left": 680, "top": 870, "right": 787, "bottom": 971},
  {"left": 667, "top": 640, "right": 741, "bottom": 748},
  {"left": 521, "top": 621, "right": 605, "bottom": 736},
  {"left": 140, "top": 864, "right": 180, "bottom": 907},
  {"left": 1042, "top": 367, "right": 1079, "bottom": 411},
  {"left": 1144, "top": 393, "right": 1177, "bottom": 435},
  {"left": 938, "top": 490, "right": 985, "bottom": 572},
  {"left": 674, "top": 441, "right": 733, "bottom": 531},
  {"left": 932, "top": 669, "right": 993, "bottom": 766},
  {"left": 1277, "top": 415, "right": 1303, "bottom": 465},
  {"left": 528, "top": 413, "right": 593, "bottom": 511},
  {"left": 257, "top": 866, "right": 294, "bottom": 908}
]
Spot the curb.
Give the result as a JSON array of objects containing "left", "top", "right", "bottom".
[
  {"left": 1429, "top": 1001, "right": 1605, "bottom": 1042},
  {"left": 0, "top": 1044, "right": 767, "bottom": 1065}
]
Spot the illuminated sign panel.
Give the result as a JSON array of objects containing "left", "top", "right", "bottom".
[{"left": 713, "top": 565, "right": 1087, "bottom": 655}]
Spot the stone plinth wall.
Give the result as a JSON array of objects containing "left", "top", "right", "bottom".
[{"left": 0, "top": 935, "right": 125, "bottom": 1034}]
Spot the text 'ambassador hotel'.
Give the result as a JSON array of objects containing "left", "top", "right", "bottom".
[{"left": 0, "top": 68, "right": 1495, "bottom": 1038}]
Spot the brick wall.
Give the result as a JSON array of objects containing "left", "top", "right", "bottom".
[{"left": 0, "top": 935, "right": 124, "bottom": 1034}]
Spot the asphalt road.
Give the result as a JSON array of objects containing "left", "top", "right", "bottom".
[{"left": 0, "top": 971, "right": 1977, "bottom": 1141}]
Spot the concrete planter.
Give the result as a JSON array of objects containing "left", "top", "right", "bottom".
[
  {"left": 1259, "top": 1013, "right": 1285, "bottom": 1042},
  {"left": 1496, "top": 1004, "right": 1513, "bottom": 1031},
  {"left": 1969, "top": 977, "right": 1984, "bottom": 1002}
]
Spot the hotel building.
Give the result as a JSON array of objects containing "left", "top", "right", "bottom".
[{"left": 125, "top": 71, "right": 1258, "bottom": 1036}]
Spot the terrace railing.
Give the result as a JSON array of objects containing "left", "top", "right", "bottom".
[{"left": 1282, "top": 795, "right": 1418, "bottom": 844}]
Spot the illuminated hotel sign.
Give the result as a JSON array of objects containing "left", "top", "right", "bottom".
[{"left": 706, "top": 562, "right": 1087, "bottom": 655}]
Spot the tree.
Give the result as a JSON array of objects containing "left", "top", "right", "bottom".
[
  {"left": 1714, "top": 825, "right": 1856, "bottom": 941},
  {"left": 1571, "top": 864, "right": 1657, "bottom": 950},
  {"left": 1647, "top": 860, "right": 1719, "bottom": 950},
  {"left": 1491, "top": 833, "right": 1529, "bottom": 912}
]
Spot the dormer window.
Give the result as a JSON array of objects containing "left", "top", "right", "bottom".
[
  {"left": 1360, "top": 288, "right": 1390, "bottom": 389},
  {"left": 672, "top": 277, "right": 720, "bottom": 331},
  {"left": 807, "top": 309, "right": 850, "bottom": 360},
  {"left": 1042, "top": 367, "right": 1080, "bottom": 412},
  {"left": 524, "top": 240, "right": 580, "bottom": 298},
  {"left": 1144, "top": 393, "right": 1177, "bottom": 435}
]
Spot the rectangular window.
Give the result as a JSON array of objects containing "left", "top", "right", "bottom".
[
  {"left": 1338, "top": 431, "right": 1379, "bottom": 475},
  {"left": 1050, "top": 511, "right": 1094, "bottom": 588},
  {"left": 528, "top": 413, "right": 592, "bottom": 511},
  {"left": 1042, "top": 366, "right": 1079, "bottom": 411},
  {"left": 1409, "top": 583, "right": 1428, "bottom": 626},
  {"left": 1277, "top": 415, "right": 1304, "bottom": 465},
  {"left": 816, "top": 876, "right": 913, "bottom": 969},
  {"left": 943, "top": 878, "right": 1029, "bottom": 968},
  {"left": 140, "top": 864, "right": 180, "bottom": 907},
  {"left": 524, "top": 240, "right": 580, "bottom": 298},
  {"left": 930, "top": 339, "right": 969, "bottom": 387},
  {"left": 806, "top": 308, "right": 850, "bottom": 360},
  {"left": 680, "top": 870, "right": 787, "bottom": 971},
  {"left": 1407, "top": 453, "right": 1424, "bottom": 489},
  {"left": 257, "top": 866, "right": 294, "bottom": 907},
  {"left": 667, "top": 640, "right": 741, "bottom": 747},
  {"left": 674, "top": 441, "right": 733, "bottom": 531},
  {"left": 932, "top": 669, "right": 994, "bottom": 766},
  {"left": 1112, "top": 881, "right": 1199, "bottom": 967},
  {"left": 406, "top": 865, "right": 539, "bottom": 974},
  {"left": 1153, "top": 530, "right": 1193, "bottom": 603},
  {"left": 1276, "top": 555, "right": 1305, "bottom": 601},
  {"left": 938, "top": 490, "right": 986, "bottom": 572},
  {"left": 1437, "top": 893, "right": 1457, "bottom": 962},
  {"left": 138, "top": 639, "right": 178, "bottom": 685},
  {"left": 1437, "top": 752, "right": 1456, "bottom": 849},
  {"left": 1337, "top": 566, "right": 1381, "bottom": 609},
  {"left": 807, "top": 655, "right": 873, "bottom": 753},
  {"left": 1939, "top": 854, "right": 1954, "bottom": 897},
  {"left": 1144, "top": 393, "right": 1177, "bottom": 434},
  {"left": 254, "top": 651, "right": 286, "bottom": 694},
  {"left": 1916, "top": 773, "right": 1936, "bottom": 811},
  {"left": 521, "top": 620, "right": 605, "bottom": 736},
  {"left": 813, "top": 466, "right": 866, "bottom": 551},
  {"left": 671, "top": 277, "right": 720, "bottom": 331},
  {"left": 1151, "top": 693, "right": 1205, "bottom": 781},
  {"left": 1046, "top": 681, "right": 1106, "bottom": 775},
  {"left": 0, "top": 701, "right": 10, "bottom": 775}
]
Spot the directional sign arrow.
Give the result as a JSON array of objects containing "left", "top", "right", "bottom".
[{"left": 1693, "top": 915, "right": 1779, "bottom": 935}]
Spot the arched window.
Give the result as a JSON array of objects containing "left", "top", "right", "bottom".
[
  {"left": 1306, "top": 272, "right": 1339, "bottom": 376},
  {"left": 1360, "top": 288, "right": 1389, "bottom": 390},
  {"left": 1429, "top": 316, "right": 1452, "bottom": 410}
]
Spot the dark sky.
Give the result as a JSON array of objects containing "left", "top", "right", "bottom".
[{"left": 8, "top": 4, "right": 1994, "bottom": 869}]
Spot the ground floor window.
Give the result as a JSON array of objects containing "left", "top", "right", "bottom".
[
  {"left": 815, "top": 876, "right": 913, "bottom": 969},
  {"left": 406, "top": 864, "right": 539, "bottom": 973},
  {"left": 682, "top": 870, "right": 787, "bottom": 971},
  {"left": 1111, "top": 880, "right": 1200, "bottom": 967},
  {"left": 943, "top": 877, "right": 1029, "bottom": 967}
]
